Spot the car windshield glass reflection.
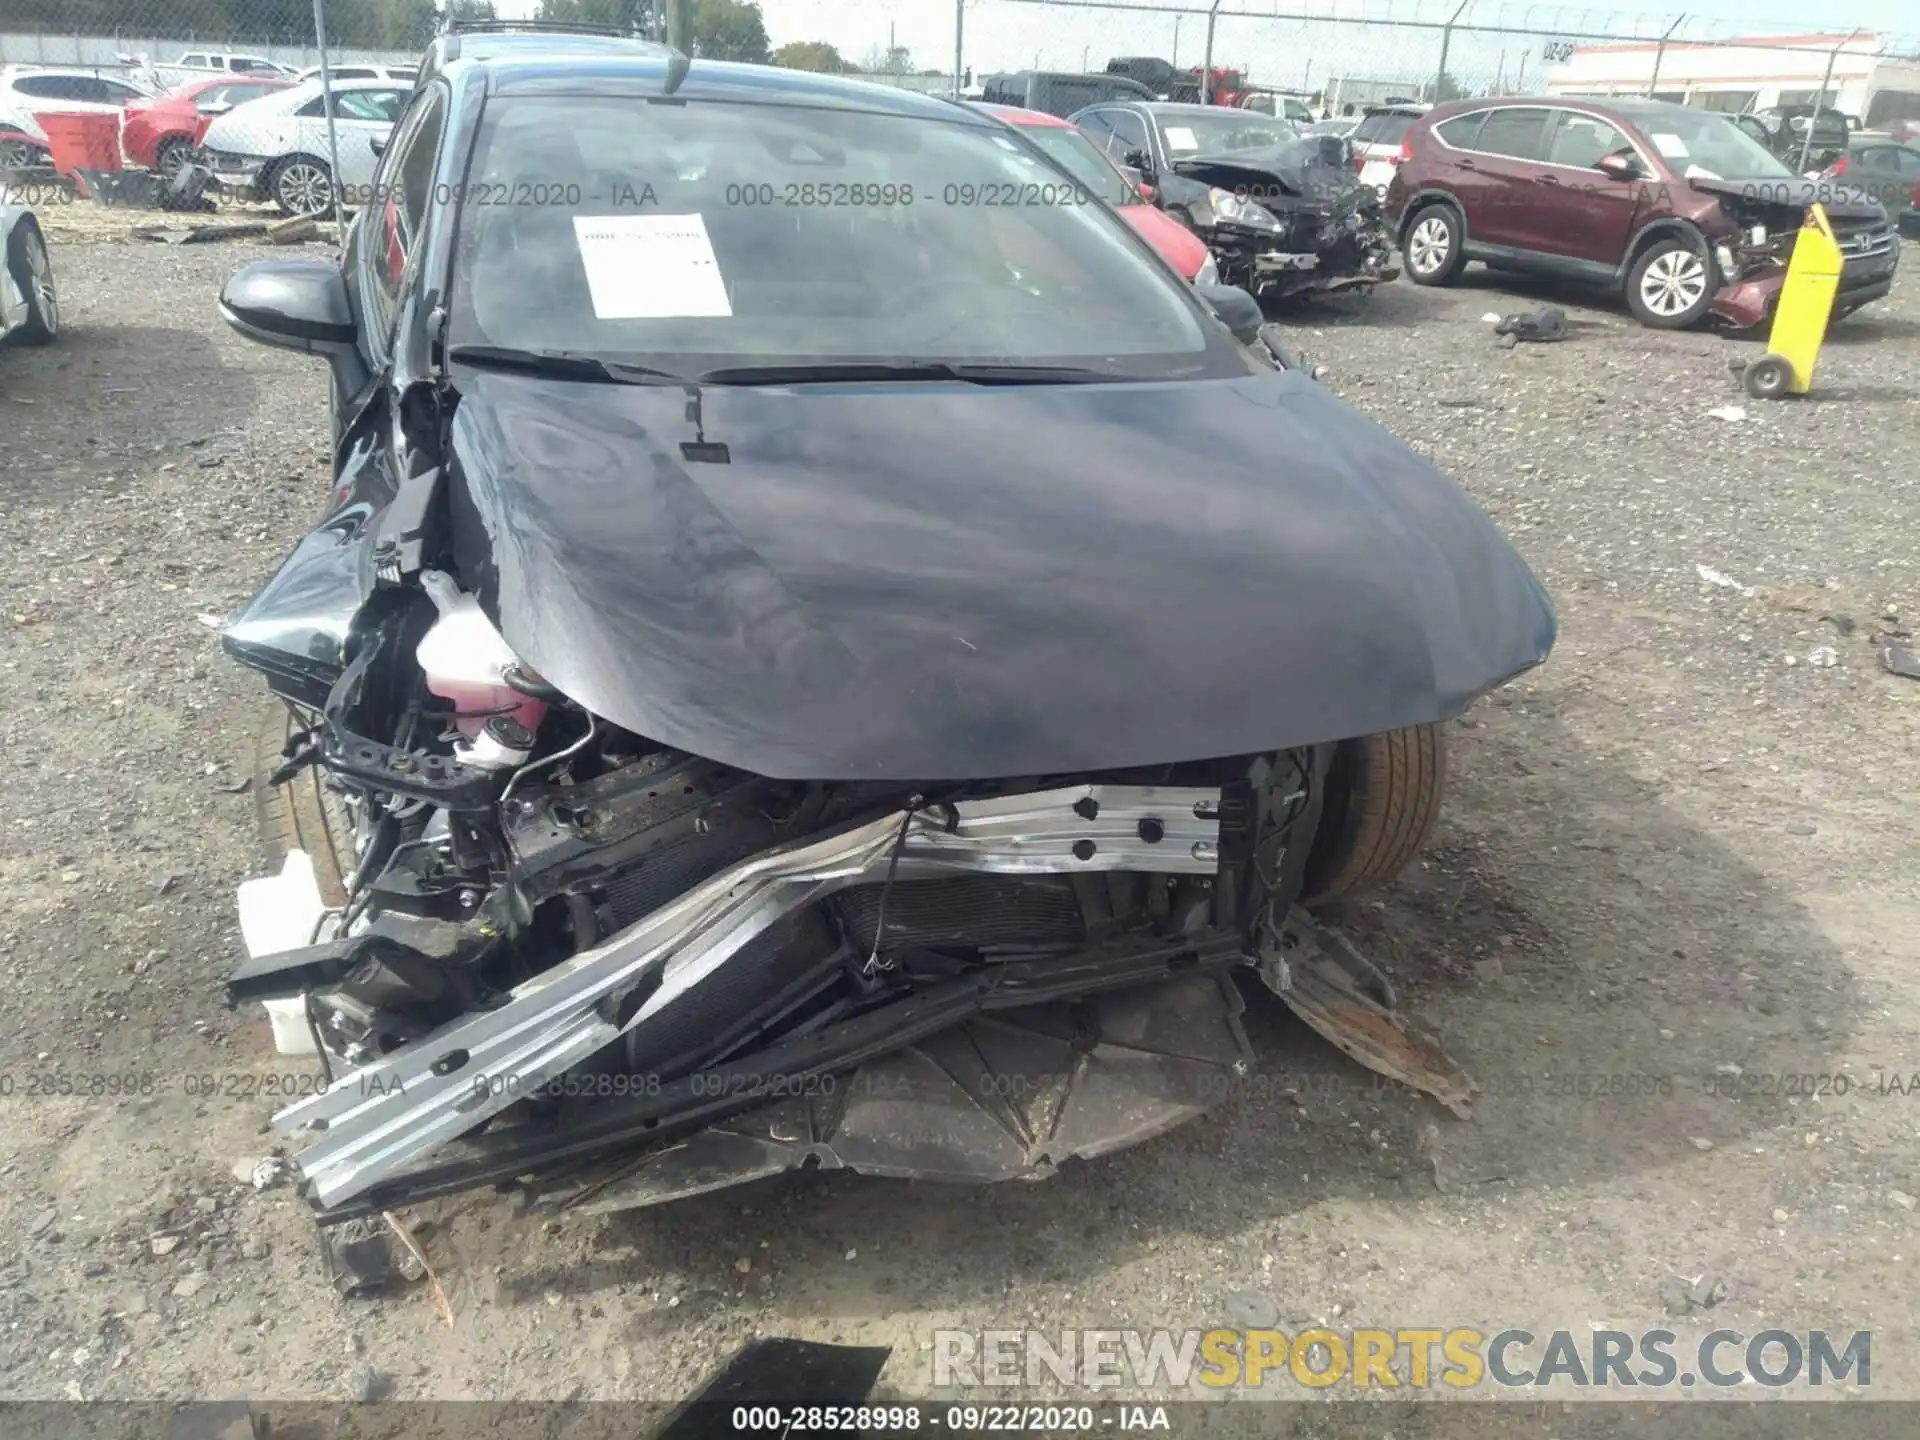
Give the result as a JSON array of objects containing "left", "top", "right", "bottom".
[{"left": 447, "top": 96, "right": 1223, "bottom": 377}]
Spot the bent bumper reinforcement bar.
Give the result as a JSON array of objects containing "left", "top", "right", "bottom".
[{"left": 274, "top": 783, "right": 1224, "bottom": 1207}]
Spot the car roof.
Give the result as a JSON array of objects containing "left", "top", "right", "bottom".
[
  {"left": 1135, "top": 101, "right": 1248, "bottom": 115},
  {"left": 974, "top": 101, "right": 1073, "bottom": 128},
  {"left": 1363, "top": 102, "right": 1429, "bottom": 115},
  {"left": 1429, "top": 95, "right": 1708, "bottom": 124},
  {"left": 436, "top": 31, "right": 672, "bottom": 65},
  {"left": 475, "top": 52, "right": 980, "bottom": 122}
]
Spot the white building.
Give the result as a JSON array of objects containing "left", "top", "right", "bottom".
[{"left": 1543, "top": 31, "right": 1920, "bottom": 130}]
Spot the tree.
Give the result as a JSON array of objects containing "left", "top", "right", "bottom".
[
  {"left": 691, "top": 0, "right": 769, "bottom": 63},
  {"left": 535, "top": 0, "right": 647, "bottom": 30},
  {"left": 443, "top": 0, "right": 499, "bottom": 22},
  {"left": 860, "top": 44, "right": 911, "bottom": 76},
  {"left": 772, "top": 40, "right": 851, "bottom": 73}
]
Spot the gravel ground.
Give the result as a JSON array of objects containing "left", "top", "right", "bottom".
[{"left": 2, "top": 236, "right": 1918, "bottom": 1413}]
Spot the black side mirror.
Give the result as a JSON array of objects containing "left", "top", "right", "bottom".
[
  {"left": 1195, "top": 282, "right": 1264, "bottom": 345},
  {"left": 221, "top": 259, "right": 356, "bottom": 354},
  {"left": 369, "top": 134, "right": 388, "bottom": 157},
  {"left": 223, "top": 259, "right": 369, "bottom": 412},
  {"left": 1595, "top": 151, "right": 1643, "bottom": 181},
  {"left": 1123, "top": 147, "right": 1154, "bottom": 177}
]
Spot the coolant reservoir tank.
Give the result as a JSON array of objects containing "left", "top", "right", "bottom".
[{"left": 414, "top": 570, "right": 548, "bottom": 738}]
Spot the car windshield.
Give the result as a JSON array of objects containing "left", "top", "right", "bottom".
[
  {"left": 1637, "top": 110, "right": 1796, "bottom": 179},
  {"left": 448, "top": 94, "right": 1219, "bottom": 374},
  {"left": 1017, "top": 123, "right": 1140, "bottom": 205},
  {"left": 1153, "top": 110, "right": 1298, "bottom": 156}
]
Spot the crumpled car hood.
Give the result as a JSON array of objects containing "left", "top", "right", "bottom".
[
  {"left": 1172, "top": 138, "right": 1371, "bottom": 212},
  {"left": 446, "top": 370, "right": 1556, "bottom": 781},
  {"left": 1688, "top": 173, "right": 1886, "bottom": 223}
]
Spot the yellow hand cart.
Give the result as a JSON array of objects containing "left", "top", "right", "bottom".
[{"left": 1741, "top": 202, "right": 1843, "bottom": 401}]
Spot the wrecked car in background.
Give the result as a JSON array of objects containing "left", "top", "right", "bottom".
[
  {"left": 215, "top": 48, "right": 1553, "bottom": 1224},
  {"left": 1388, "top": 97, "right": 1897, "bottom": 329},
  {"left": 1070, "top": 100, "right": 1398, "bottom": 300}
]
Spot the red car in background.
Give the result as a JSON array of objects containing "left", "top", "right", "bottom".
[
  {"left": 124, "top": 74, "right": 292, "bottom": 177},
  {"left": 977, "top": 103, "right": 1215, "bottom": 283}
]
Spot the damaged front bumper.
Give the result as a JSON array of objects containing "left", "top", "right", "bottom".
[
  {"left": 1709, "top": 222, "right": 1900, "bottom": 328},
  {"left": 259, "top": 783, "right": 1227, "bottom": 1210},
  {"left": 1210, "top": 212, "right": 1399, "bottom": 299}
]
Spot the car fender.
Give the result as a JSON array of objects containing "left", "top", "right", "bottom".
[
  {"left": 1394, "top": 185, "right": 1465, "bottom": 243},
  {"left": 1619, "top": 216, "right": 1708, "bottom": 284}
]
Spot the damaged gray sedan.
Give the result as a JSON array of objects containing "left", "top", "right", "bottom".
[
  {"left": 1071, "top": 101, "right": 1400, "bottom": 300},
  {"left": 214, "top": 47, "right": 1553, "bottom": 1224}
]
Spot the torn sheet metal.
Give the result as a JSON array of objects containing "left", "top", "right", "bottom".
[
  {"left": 1270, "top": 912, "right": 1479, "bottom": 1119},
  {"left": 275, "top": 783, "right": 1222, "bottom": 1209},
  {"left": 539, "top": 973, "right": 1252, "bottom": 1216}
]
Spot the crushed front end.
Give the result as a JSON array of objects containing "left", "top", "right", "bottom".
[
  {"left": 1165, "top": 142, "right": 1400, "bottom": 302},
  {"left": 1701, "top": 183, "right": 1899, "bottom": 329},
  {"left": 230, "top": 611, "right": 1327, "bottom": 1219}
]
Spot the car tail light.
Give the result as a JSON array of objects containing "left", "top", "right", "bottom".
[
  {"left": 1354, "top": 152, "right": 1366, "bottom": 174},
  {"left": 1824, "top": 155, "right": 1849, "bottom": 177},
  {"left": 1396, "top": 138, "right": 1413, "bottom": 163}
]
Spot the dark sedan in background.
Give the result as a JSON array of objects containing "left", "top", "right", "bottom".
[{"left": 1069, "top": 100, "right": 1397, "bottom": 300}]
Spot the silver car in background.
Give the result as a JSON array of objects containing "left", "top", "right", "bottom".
[{"left": 0, "top": 201, "right": 58, "bottom": 345}]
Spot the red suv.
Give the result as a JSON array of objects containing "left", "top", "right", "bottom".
[{"left": 1384, "top": 97, "right": 1898, "bottom": 329}]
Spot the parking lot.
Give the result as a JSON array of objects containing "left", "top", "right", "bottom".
[{"left": 2, "top": 229, "right": 1918, "bottom": 1409}]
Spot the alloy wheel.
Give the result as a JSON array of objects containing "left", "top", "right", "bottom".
[
  {"left": 0, "top": 136, "right": 34, "bottom": 169},
  {"left": 276, "top": 160, "right": 333, "bottom": 217},
  {"left": 1639, "top": 248, "right": 1706, "bottom": 317},
  {"left": 23, "top": 227, "right": 56, "bottom": 335},
  {"left": 156, "top": 140, "right": 192, "bottom": 180},
  {"left": 1407, "top": 215, "right": 1451, "bottom": 275}
]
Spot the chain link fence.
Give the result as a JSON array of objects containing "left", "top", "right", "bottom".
[
  {"left": 957, "top": 2, "right": 1920, "bottom": 120},
  {"left": 3, "top": 1, "right": 1918, "bottom": 218}
]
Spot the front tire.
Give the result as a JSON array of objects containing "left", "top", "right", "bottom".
[
  {"left": 6, "top": 219, "right": 58, "bottom": 345},
  {"left": 1625, "top": 236, "right": 1714, "bottom": 329},
  {"left": 1402, "top": 202, "right": 1466, "bottom": 286},
  {"left": 1301, "top": 725, "right": 1447, "bottom": 905}
]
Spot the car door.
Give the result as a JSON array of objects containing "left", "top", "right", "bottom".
[
  {"left": 1531, "top": 109, "right": 1645, "bottom": 267},
  {"left": 296, "top": 88, "right": 406, "bottom": 192},
  {"left": 1454, "top": 105, "right": 1552, "bottom": 252}
]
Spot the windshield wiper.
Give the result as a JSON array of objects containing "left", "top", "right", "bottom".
[
  {"left": 445, "top": 345, "right": 689, "bottom": 385},
  {"left": 693, "top": 361, "right": 1115, "bottom": 386}
]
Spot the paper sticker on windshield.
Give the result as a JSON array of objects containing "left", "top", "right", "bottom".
[
  {"left": 1650, "top": 132, "right": 1689, "bottom": 159},
  {"left": 573, "top": 214, "right": 731, "bottom": 319},
  {"left": 1164, "top": 126, "right": 1199, "bottom": 151}
]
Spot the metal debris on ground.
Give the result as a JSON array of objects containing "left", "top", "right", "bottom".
[
  {"left": 132, "top": 222, "right": 272, "bottom": 246},
  {"left": 1706, "top": 405, "right": 1748, "bottom": 422},
  {"left": 1808, "top": 646, "right": 1839, "bottom": 668},
  {"left": 1269, "top": 911, "right": 1478, "bottom": 1120},
  {"left": 319, "top": 1216, "right": 424, "bottom": 1297}
]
